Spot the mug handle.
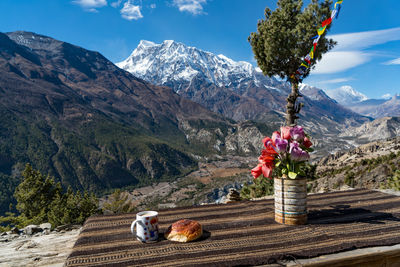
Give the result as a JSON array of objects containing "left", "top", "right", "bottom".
[{"left": 130, "top": 220, "right": 145, "bottom": 234}]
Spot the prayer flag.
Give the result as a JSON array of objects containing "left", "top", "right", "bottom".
[
  {"left": 336, "top": 5, "right": 341, "bottom": 18},
  {"left": 322, "top": 18, "right": 332, "bottom": 27},
  {"left": 317, "top": 25, "right": 327, "bottom": 35},
  {"left": 334, "top": 0, "right": 343, "bottom": 9}
]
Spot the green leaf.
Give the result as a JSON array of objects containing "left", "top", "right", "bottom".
[
  {"left": 275, "top": 161, "right": 281, "bottom": 167},
  {"left": 288, "top": 172, "right": 297, "bottom": 179}
]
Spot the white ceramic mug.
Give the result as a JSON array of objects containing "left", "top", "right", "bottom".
[{"left": 131, "top": 211, "right": 159, "bottom": 243}]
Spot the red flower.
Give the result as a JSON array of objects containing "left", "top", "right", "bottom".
[
  {"left": 303, "top": 136, "right": 313, "bottom": 148},
  {"left": 251, "top": 164, "right": 263, "bottom": 179},
  {"left": 262, "top": 164, "right": 273, "bottom": 178},
  {"left": 262, "top": 137, "right": 273, "bottom": 148},
  {"left": 252, "top": 147, "right": 277, "bottom": 179}
]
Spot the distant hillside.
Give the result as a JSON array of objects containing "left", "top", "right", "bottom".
[
  {"left": 340, "top": 117, "right": 400, "bottom": 143},
  {"left": 0, "top": 31, "right": 270, "bottom": 214},
  {"left": 312, "top": 136, "right": 400, "bottom": 193}
]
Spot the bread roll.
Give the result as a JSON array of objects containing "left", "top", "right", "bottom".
[{"left": 165, "top": 219, "right": 202, "bottom": 242}]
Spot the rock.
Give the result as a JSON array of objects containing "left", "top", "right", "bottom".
[
  {"left": 0, "top": 227, "right": 81, "bottom": 266},
  {"left": 24, "top": 225, "right": 42, "bottom": 235},
  {"left": 1, "top": 232, "right": 7, "bottom": 236},
  {"left": 11, "top": 227, "right": 20, "bottom": 235},
  {"left": 54, "top": 224, "right": 81, "bottom": 232},
  {"left": 39, "top": 223, "right": 52, "bottom": 230},
  {"left": 43, "top": 229, "right": 51, "bottom": 235},
  {"left": 224, "top": 188, "right": 242, "bottom": 203}
]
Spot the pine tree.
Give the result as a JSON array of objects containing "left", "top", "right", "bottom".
[
  {"left": 249, "top": 0, "right": 336, "bottom": 125},
  {"left": 13, "top": 164, "right": 61, "bottom": 224}
]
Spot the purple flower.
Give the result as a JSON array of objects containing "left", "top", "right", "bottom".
[
  {"left": 290, "top": 126, "right": 305, "bottom": 141},
  {"left": 290, "top": 142, "right": 310, "bottom": 162},
  {"left": 275, "top": 137, "right": 288, "bottom": 153}
]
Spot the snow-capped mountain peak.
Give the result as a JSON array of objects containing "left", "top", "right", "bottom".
[
  {"left": 138, "top": 40, "right": 156, "bottom": 48},
  {"left": 116, "top": 40, "right": 279, "bottom": 90},
  {"left": 325, "top": 85, "right": 368, "bottom": 106}
]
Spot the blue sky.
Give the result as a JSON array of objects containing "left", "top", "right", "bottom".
[{"left": 1, "top": 0, "right": 399, "bottom": 99}]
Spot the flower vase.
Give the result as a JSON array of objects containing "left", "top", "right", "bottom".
[{"left": 274, "top": 176, "right": 307, "bottom": 225}]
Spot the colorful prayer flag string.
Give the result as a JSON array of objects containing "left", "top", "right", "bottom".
[{"left": 291, "top": 0, "right": 344, "bottom": 82}]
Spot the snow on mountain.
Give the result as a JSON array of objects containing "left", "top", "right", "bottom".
[
  {"left": 116, "top": 40, "right": 280, "bottom": 91},
  {"left": 325, "top": 85, "right": 368, "bottom": 106},
  {"left": 299, "top": 83, "right": 332, "bottom": 101}
]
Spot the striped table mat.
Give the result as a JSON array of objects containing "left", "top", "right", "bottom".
[{"left": 66, "top": 189, "right": 400, "bottom": 266}]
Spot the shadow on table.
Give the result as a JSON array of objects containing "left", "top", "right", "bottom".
[{"left": 308, "top": 205, "right": 400, "bottom": 225}]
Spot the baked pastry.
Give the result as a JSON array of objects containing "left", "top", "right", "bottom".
[{"left": 165, "top": 219, "right": 202, "bottom": 242}]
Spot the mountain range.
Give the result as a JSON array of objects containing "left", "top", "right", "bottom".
[
  {"left": 325, "top": 86, "right": 400, "bottom": 118},
  {"left": 0, "top": 31, "right": 270, "bottom": 214},
  {"left": 116, "top": 40, "right": 373, "bottom": 156}
]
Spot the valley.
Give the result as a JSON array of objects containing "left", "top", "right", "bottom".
[{"left": 0, "top": 31, "right": 399, "bottom": 217}]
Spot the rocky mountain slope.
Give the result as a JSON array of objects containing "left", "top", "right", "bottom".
[
  {"left": 312, "top": 136, "right": 400, "bottom": 193},
  {"left": 339, "top": 117, "right": 400, "bottom": 143},
  {"left": 0, "top": 31, "right": 270, "bottom": 215},
  {"left": 116, "top": 40, "right": 371, "bottom": 156}
]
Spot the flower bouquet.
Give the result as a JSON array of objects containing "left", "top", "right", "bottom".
[
  {"left": 251, "top": 125, "right": 313, "bottom": 225},
  {"left": 251, "top": 125, "right": 313, "bottom": 180}
]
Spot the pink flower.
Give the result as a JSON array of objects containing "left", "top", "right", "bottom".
[
  {"left": 281, "top": 126, "right": 291, "bottom": 140},
  {"left": 272, "top": 131, "right": 280, "bottom": 143},
  {"left": 290, "top": 126, "right": 305, "bottom": 141},
  {"left": 290, "top": 142, "right": 310, "bottom": 162},
  {"left": 303, "top": 136, "right": 312, "bottom": 148},
  {"left": 275, "top": 137, "right": 288, "bottom": 153}
]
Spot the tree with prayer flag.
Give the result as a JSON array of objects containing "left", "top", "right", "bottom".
[{"left": 249, "top": 0, "right": 338, "bottom": 126}]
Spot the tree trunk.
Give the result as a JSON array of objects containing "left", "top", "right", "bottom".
[{"left": 285, "top": 82, "right": 302, "bottom": 126}]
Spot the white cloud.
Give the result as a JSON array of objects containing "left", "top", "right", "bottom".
[
  {"left": 111, "top": 0, "right": 122, "bottom": 8},
  {"left": 330, "top": 27, "right": 400, "bottom": 51},
  {"left": 317, "top": 77, "right": 353, "bottom": 84},
  {"left": 150, "top": 3, "right": 156, "bottom": 9},
  {"left": 73, "top": 0, "right": 107, "bottom": 10},
  {"left": 312, "top": 27, "right": 400, "bottom": 74},
  {"left": 381, "top": 93, "right": 392, "bottom": 99},
  {"left": 173, "top": 0, "right": 207, "bottom": 15},
  {"left": 120, "top": 1, "right": 143, "bottom": 20},
  {"left": 313, "top": 51, "right": 370, "bottom": 74},
  {"left": 383, "top": 57, "right": 400, "bottom": 65}
]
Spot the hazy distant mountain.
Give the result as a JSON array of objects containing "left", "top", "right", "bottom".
[
  {"left": 325, "top": 86, "right": 368, "bottom": 106},
  {"left": 340, "top": 116, "right": 400, "bottom": 143},
  {"left": 350, "top": 95, "right": 400, "bottom": 118},
  {"left": 117, "top": 40, "right": 370, "bottom": 148},
  {"left": 324, "top": 85, "right": 400, "bottom": 118}
]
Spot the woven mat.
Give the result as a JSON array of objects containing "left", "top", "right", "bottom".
[{"left": 65, "top": 189, "right": 400, "bottom": 267}]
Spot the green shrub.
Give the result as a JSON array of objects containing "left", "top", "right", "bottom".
[
  {"left": 344, "top": 171, "right": 355, "bottom": 187},
  {"left": 381, "top": 170, "right": 400, "bottom": 191},
  {"left": 102, "top": 189, "right": 136, "bottom": 214},
  {"left": 240, "top": 177, "right": 274, "bottom": 200}
]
